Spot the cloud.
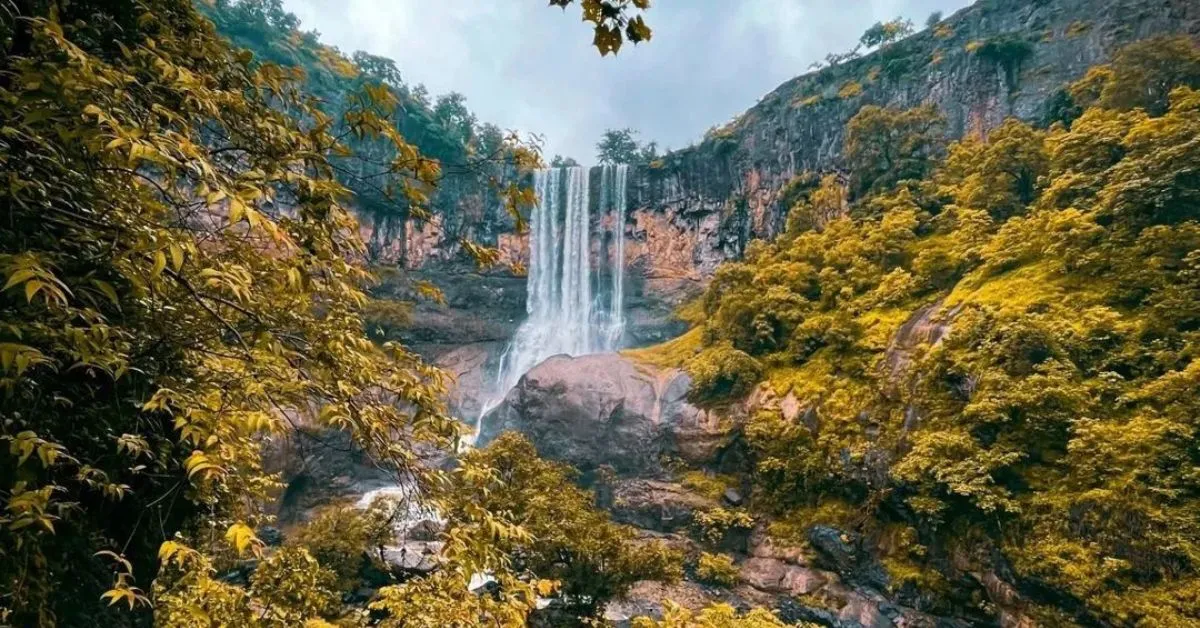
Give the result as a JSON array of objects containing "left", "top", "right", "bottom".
[{"left": 282, "top": 0, "right": 972, "bottom": 163}]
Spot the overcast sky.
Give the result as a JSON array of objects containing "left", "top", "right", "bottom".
[{"left": 282, "top": 0, "right": 973, "bottom": 163}]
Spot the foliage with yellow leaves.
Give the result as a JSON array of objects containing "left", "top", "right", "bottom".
[
  {"left": 678, "top": 35, "right": 1200, "bottom": 624},
  {"left": 0, "top": 0, "right": 649, "bottom": 625}
]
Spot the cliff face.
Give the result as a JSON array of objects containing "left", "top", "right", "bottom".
[
  {"left": 625, "top": 0, "right": 1200, "bottom": 261},
  {"left": 386, "top": 0, "right": 1200, "bottom": 349}
]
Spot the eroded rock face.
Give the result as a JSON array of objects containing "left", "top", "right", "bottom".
[
  {"left": 379, "top": 269, "right": 527, "bottom": 348},
  {"left": 478, "top": 353, "right": 740, "bottom": 475},
  {"left": 365, "top": 0, "right": 1200, "bottom": 325},
  {"left": 423, "top": 341, "right": 506, "bottom": 422}
]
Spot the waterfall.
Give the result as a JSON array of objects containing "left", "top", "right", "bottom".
[
  {"left": 470, "top": 164, "right": 629, "bottom": 442},
  {"left": 606, "top": 164, "right": 628, "bottom": 347}
]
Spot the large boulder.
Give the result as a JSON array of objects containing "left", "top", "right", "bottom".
[
  {"left": 603, "top": 479, "right": 720, "bottom": 533},
  {"left": 738, "top": 557, "right": 831, "bottom": 596},
  {"left": 478, "top": 353, "right": 738, "bottom": 475}
]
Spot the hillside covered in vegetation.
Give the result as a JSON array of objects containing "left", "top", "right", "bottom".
[
  {"left": 658, "top": 34, "right": 1200, "bottom": 626},
  {"left": 0, "top": 0, "right": 669, "bottom": 626}
]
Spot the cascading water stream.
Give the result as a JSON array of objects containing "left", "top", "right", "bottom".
[{"left": 470, "top": 164, "right": 629, "bottom": 443}]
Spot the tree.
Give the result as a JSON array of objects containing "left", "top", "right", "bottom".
[
  {"left": 353, "top": 51, "right": 405, "bottom": 88},
  {"left": 0, "top": 0, "right": 651, "bottom": 624},
  {"left": 844, "top": 104, "right": 945, "bottom": 198},
  {"left": 639, "top": 140, "right": 661, "bottom": 164},
  {"left": 549, "top": 0, "right": 653, "bottom": 56},
  {"left": 926, "top": 11, "right": 943, "bottom": 29},
  {"left": 1099, "top": 35, "right": 1200, "bottom": 115},
  {"left": 937, "top": 118, "right": 1049, "bottom": 220},
  {"left": 440, "top": 433, "right": 682, "bottom": 618},
  {"left": 0, "top": 2, "right": 461, "bottom": 622},
  {"left": 860, "top": 18, "right": 914, "bottom": 49},
  {"left": 433, "top": 92, "right": 477, "bottom": 147},
  {"left": 551, "top": 154, "right": 581, "bottom": 167},
  {"left": 597, "top": 127, "right": 644, "bottom": 164}
]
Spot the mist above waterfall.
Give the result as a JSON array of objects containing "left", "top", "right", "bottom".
[{"left": 474, "top": 165, "right": 630, "bottom": 439}]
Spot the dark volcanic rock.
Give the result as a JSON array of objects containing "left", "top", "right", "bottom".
[{"left": 808, "top": 525, "right": 891, "bottom": 592}]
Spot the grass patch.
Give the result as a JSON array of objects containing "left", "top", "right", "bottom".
[
  {"left": 764, "top": 349, "right": 871, "bottom": 404},
  {"left": 622, "top": 327, "right": 703, "bottom": 369},
  {"left": 946, "top": 260, "right": 1109, "bottom": 319},
  {"left": 856, "top": 306, "right": 914, "bottom": 352},
  {"left": 695, "top": 552, "right": 740, "bottom": 587},
  {"left": 679, "top": 471, "right": 738, "bottom": 501}
]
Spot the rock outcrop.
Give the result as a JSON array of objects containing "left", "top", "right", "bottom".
[
  {"left": 603, "top": 479, "right": 720, "bottom": 533},
  {"left": 422, "top": 341, "right": 506, "bottom": 422},
  {"left": 477, "top": 353, "right": 740, "bottom": 476}
]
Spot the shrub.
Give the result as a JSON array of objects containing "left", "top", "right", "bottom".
[
  {"left": 973, "top": 34, "right": 1034, "bottom": 85},
  {"left": 447, "top": 433, "right": 684, "bottom": 617},
  {"left": 695, "top": 552, "right": 741, "bottom": 587},
  {"left": 973, "top": 35, "right": 1033, "bottom": 66},
  {"left": 838, "top": 81, "right": 864, "bottom": 99},
  {"left": 684, "top": 344, "right": 764, "bottom": 404},
  {"left": 248, "top": 547, "right": 342, "bottom": 624},
  {"left": 693, "top": 507, "right": 755, "bottom": 546}
]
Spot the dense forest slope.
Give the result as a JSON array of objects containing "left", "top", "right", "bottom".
[
  {"left": 202, "top": 0, "right": 536, "bottom": 363},
  {"left": 263, "top": 0, "right": 1200, "bottom": 356},
  {"left": 604, "top": 33, "right": 1200, "bottom": 627},
  {"left": 202, "top": 0, "right": 526, "bottom": 267}
]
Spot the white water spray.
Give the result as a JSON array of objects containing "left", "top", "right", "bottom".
[{"left": 470, "top": 165, "right": 630, "bottom": 443}]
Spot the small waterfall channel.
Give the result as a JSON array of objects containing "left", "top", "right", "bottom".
[{"left": 470, "top": 164, "right": 630, "bottom": 443}]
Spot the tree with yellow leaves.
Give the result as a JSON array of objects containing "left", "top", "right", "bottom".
[{"left": 0, "top": 0, "right": 650, "bottom": 625}]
